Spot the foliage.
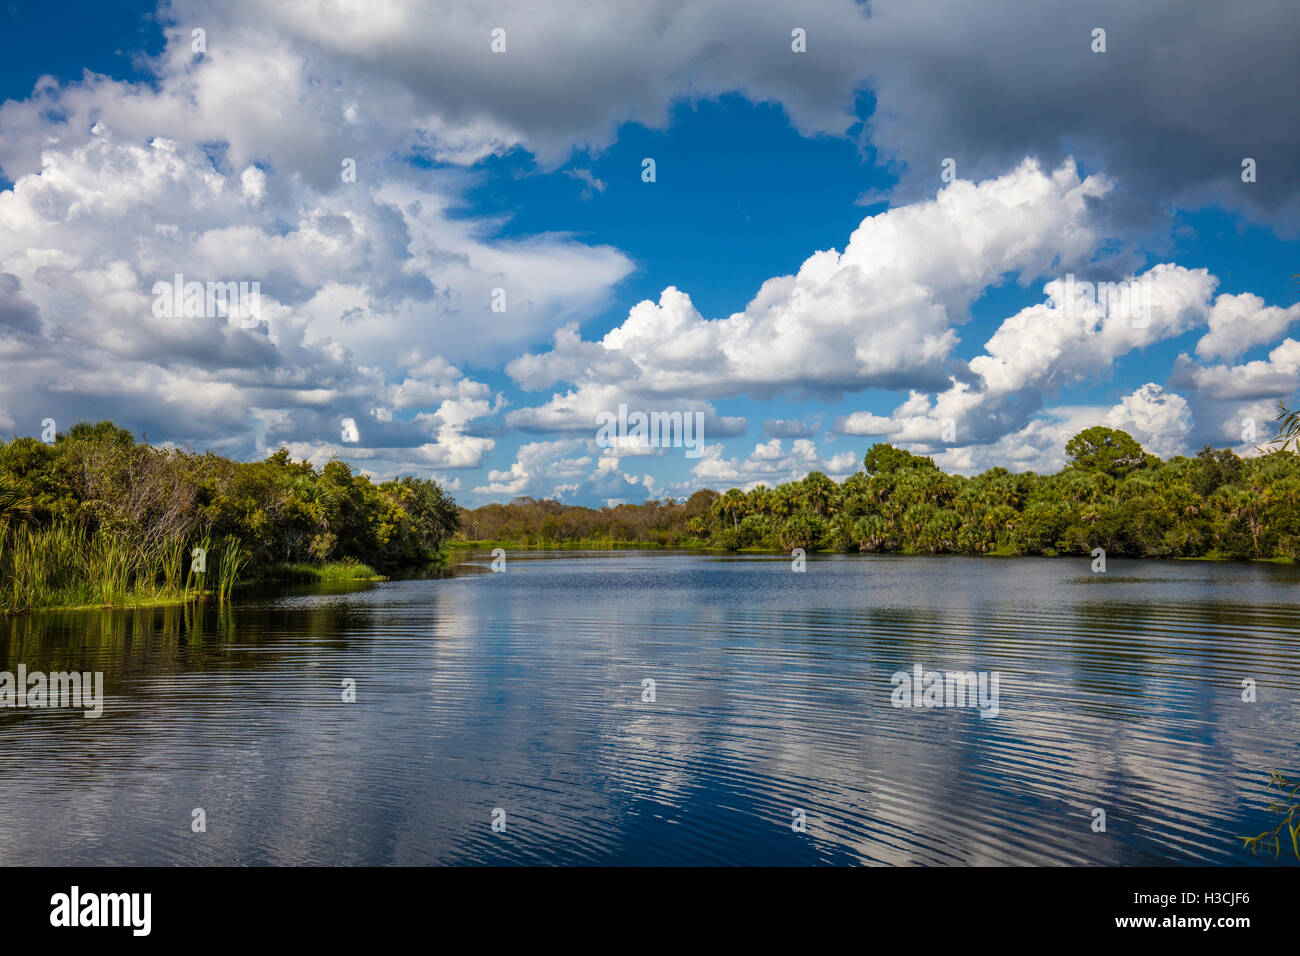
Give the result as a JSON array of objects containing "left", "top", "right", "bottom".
[
  {"left": 862, "top": 443, "right": 938, "bottom": 476},
  {"left": 460, "top": 431, "right": 1300, "bottom": 560},
  {"left": 248, "top": 559, "right": 387, "bottom": 583},
  {"left": 1065, "top": 426, "right": 1149, "bottom": 477},
  {"left": 1241, "top": 771, "right": 1300, "bottom": 862},
  {"left": 1269, "top": 401, "right": 1300, "bottom": 454},
  {"left": 0, "top": 422, "right": 458, "bottom": 613}
]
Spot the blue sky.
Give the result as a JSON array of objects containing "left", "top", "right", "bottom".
[{"left": 0, "top": 0, "right": 1297, "bottom": 505}]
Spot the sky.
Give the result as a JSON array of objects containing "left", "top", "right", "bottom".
[{"left": 0, "top": 0, "right": 1297, "bottom": 506}]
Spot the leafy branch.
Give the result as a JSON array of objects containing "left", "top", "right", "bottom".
[
  {"left": 1241, "top": 770, "right": 1300, "bottom": 862},
  {"left": 1266, "top": 400, "right": 1300, "bottom": 454},
  {"left": 1264, "top": 276, "right": 1300, "bottom": 455}
]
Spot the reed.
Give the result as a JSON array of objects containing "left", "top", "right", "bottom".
[
  {"left": 0, "top": 520, "right": 248, "bottom": 614},
  {"left": 250, "top": 558, "right": 385, "bottom": 583},
  {"left": 213, "top": 538, "right": 247, "bottom": 602}
]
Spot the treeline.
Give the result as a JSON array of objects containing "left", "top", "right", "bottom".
[
  {"left": 460, "top": 493, "right": 719, "bottom": 547},
  {"left": 0, "top": 421, "right": 459, "bottom": 612},
  {"left": 459, "top": 426, "right": 1300, "bottom": 560}
]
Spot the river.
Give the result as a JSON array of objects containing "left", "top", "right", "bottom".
[{"left": 1, "top": 551, "right": 1297, "bottom": 865}]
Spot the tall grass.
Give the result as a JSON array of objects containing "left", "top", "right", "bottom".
[
  {"left": 249, "top": 557, "right": 384, "bottom": 583},
  {"left": 0, "top": 520, "right": 247, "bottom": 614},
  {"left": 213, "top": 538, "right": 247, "bottom": 602}
]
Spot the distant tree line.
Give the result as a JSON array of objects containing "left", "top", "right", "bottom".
[{"left": 460, "top": 426, "right": 1300, "bottom": 560}]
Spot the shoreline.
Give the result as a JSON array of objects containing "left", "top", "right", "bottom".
[
  {"left": 453, "top": 540, "right": 1296, "bottom": 562},
  {"left": 1, "top": 560, "right": 394, "bottom": 618},
  {"left": 7, "top": 548, "right": 1294, "bottom": 617}
]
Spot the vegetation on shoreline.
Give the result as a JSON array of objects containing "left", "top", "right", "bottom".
[
  {"left": 6, "top": 411, "right": 1299, "bottom": 612},
  {"left": 460, "top": 425, "right": 1300, "bottom": 561},
  {"left": 247, "top": 559, "right": 388, "bottom": 583},
  {"left": 452, "top": 537, "right": 689, "bottom": 550},
  {"left": 0, "top": 422, "right": 457, "bottom": 614},
  {"left": 0, "top": 522, "right": 246, "bottom": 614}
]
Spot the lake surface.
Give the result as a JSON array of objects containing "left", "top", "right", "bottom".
[{"left": 2, "top": 551, "right": 1298, "bottom": 866}]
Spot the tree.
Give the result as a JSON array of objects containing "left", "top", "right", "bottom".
[
  {"left": 1064, "top": 427, "right": 1147, "bottom": 478},
  {"left": 1192, "top": 446, "right": 1243, "bottom": 497},
  {"left": 387, "top": 475, "right": 461, "bottom": 552},
  {"left": 800, "top": 471, "right": 836, "bottom": 516},
  {"left": 771, "top": 483, "right": 801, "bottom": 519},
  {"left": 682, "top": 489, "right": 719, "bottom": 519},
  {"left": 711, "top": 488, "right": 747, "bottom": 532},
  {"left": 863, "top": 442, "right": 937, "bottom": 476},
  {"left": 852, "top": 515, "right": 891, "bottom": 552},
  {"left": 0, "top": 479, "right": 36, "bottom": 526},
  {"left": 1267, "top": 400, "right": 1300, "bottom": 453},
  {"left": 450, "top": 429, "right": 1300, "bottom": 562},
  {"left": 64, "top": 420, "right": 137, "bottom": 447},
  {"left": 746, "top": 484, "right": 775, "bottom": 517},
  {"left": 779, "top": 514, "right": 826, "bottom": 551},
  {"left": 0, "top": 422, "right": 480, "bottom": 612},
  {"left": 1241, "top": 770, "right": 1300, "bottom": 862}
]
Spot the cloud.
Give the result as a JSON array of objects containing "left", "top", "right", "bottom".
[
  {"left": 0, "top": 36, "right": 633, "bottom": 473},
  {"left": 834, "top": 262, "right": 1223, "bottom": 457},
  {"left": 1169, "top": 339, "right": 1300, "bottom": 450},
  {"left": 0, "top": 273, "right": 42, "bottom": 337},
  {"left": 927, "top": 384, "right": 1191, "bottom": 475},
  {"left": 92, "top": 0, "right": 1289, "bottom": 236},
  {"left": 563, "top": 167, "right": 606, "bottom": 201},
  {"left": 153, "top": 0, "right": 878, "bottom": 169},
  {"left": 1195, "top": 293, "right": 1300, "bottom": 362},
  {"left": 1102, "top": 383, "right": 1192, "bottom": 460},
  {"left": 859, "top": 0, "right": 1300, "bottom": 231},
  {"left": 690, "top": 437, "right": 861, "bottom": 489},
  {"left": 508, "top": 159, "right": 1111, "bottom": 411},
  {"left": 967, "top": 265, "right": 1216, "bottom": 398},
  {"left": 762, "top": 418, "right": 818, "bottom": 438},
  {"left": 12, "top": 0, "right": 1287, "bottom": 234},
  {"left": 470, "top": 437, "right": 655, "bottom": 505},
  {"left": 1171, "top": 339, "right": 1300, "bottom": 402},
  {"left": 3, "top": 1, "right": 1298, "bottom": 500}
]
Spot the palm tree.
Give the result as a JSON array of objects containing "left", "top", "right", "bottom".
[
  {"left": 711, "top": 488, "right": 747, "bottom": 532},
  {"left": 1268, "top": 400, "right": 1300, "bottom": 453},
  {"left": 746, "top": 484, "right": 774, "bottom": 517},
  {"left": 0, "top": 481, "right": 36, "bottom": 527},
  {"left": 801, "top": 471, "right": 836, "bottom": 516},
  {"left": 771, "top": 483, "right": 800, "bottom": 520},
  {"left": 852, "top": 515, "right": 890, "bottom": 552},
  {"left": 840, "top": 472, "right": 871, "bottom": 499}
]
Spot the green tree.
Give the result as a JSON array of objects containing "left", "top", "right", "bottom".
[
  {"left": 862, "top": 442, "right": 938, "bottom": 476},
  {"left": 385, "top": 475, "right": 460, "bottom": 552},
  {"left": 1064, "top": 426, "right": 1148, "bottom": 478},
  {"left": 1192, "top": 446, "right": 1243, "bottom": 497},
  {"left": 800, "top": 471, "right": 837, "bottom": 516},
  {"left": 711, "top": 488, "right": 748, "bottom": 532},
  {"left": 447, "top": 424, "right": 1300, "bottom": 565},
  {"left": 779, "top": 514, "right": 827, "bottom": 551}
]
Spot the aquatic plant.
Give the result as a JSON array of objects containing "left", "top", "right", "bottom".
[{"left": 1241, "top": 770, "right": 1300, "bottom": 862}]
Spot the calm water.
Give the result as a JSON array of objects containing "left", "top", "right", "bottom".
[{"left": 2, "top": 551, "right": 1298, "bottom": 866}]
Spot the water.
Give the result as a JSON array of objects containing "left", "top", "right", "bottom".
[{"left": 2, "top": 551, "right": 1298, "bottom": 866}]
